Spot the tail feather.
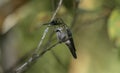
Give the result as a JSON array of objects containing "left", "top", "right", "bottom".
[{"left": 65, "top": 43, "right": 77, "bottom": 59}]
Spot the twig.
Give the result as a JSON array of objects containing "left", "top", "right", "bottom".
[
  {"left": 50, "top": 0, "right": 63, "bottom": 21},
  {"left": 48, "top": 0, "right": 66, "bottom": 69},
  {"left": 34, "top": 0, "right": 63, "bottom": 54},
  {"left": 15, "top": 42, "right": 60, "bottom": 73},
  {"left": 14, "top": 36, "right": 71, "bottom": 73},
  {"left": 13, "top": 0, "right": 63, "bottom": 73}
]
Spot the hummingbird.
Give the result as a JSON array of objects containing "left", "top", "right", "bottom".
[
  {"left": 55, "top": 27, "right": 77, "bottom": 59},
  {"left": 43, "top": 18, "right": 77, "bottom": 58}
]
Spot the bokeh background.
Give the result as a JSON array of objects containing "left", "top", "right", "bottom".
[{"left": 0, "top": 0, "right": 120, "bottom": 73}]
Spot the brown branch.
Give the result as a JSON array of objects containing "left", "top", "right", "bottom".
[
  {"left": 6, "top": 0, "right": 63, "bottom": 73},
  {"left": 14, "top": 37, "right": 71, "bottom": 73},
  {"left": 34, "top": 0, "right": 63, "bottom": 56},
  {"left": 14, "top": 42, "right": 60, "bottom": 73},
  {"left": 48, "top": 0, "right": 66, "bottom": 68}
]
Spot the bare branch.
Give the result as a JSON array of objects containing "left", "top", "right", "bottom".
[
  {"left": 47, "top": 0, "right": 66, "bottom": 69},
  {"left": 34, "top": 0, "right": 63, "bottom": 54},
  {"left": 50, "top": 0, "right": 63, "bottom": 21},
  {"left": 9, "top": 0, "right": 63, "bottom": 73},
  {"left": 14, "top": 36, "right": 71, "bottom": 73},
  {"left": 14, "top": 42, "right": 60, "bottom": 73}
]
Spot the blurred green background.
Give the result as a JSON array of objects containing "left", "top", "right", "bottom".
[{"left": 0, "top": 0, "right": 120, "bottom": 73}]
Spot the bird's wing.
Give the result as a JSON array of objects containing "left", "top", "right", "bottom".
[{"left": 66, "top": 28, "right": 76, "bottom": 51}]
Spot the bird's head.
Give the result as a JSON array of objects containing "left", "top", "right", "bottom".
[{"left": 50, "top": 18, "right": 63, "bottom": 25}]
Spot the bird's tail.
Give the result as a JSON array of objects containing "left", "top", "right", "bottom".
[{"left": 65, "top": 43, "right": 77, "bottom": 59}]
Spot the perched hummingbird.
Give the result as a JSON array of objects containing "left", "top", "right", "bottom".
[
  {"left": 43, "top": 18, "right": 77, "bottom": 58},
  {"left": 55, "top": 27, "right": 77, "bottom": 59}
]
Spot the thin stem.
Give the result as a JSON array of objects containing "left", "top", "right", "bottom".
[
  {"left": 34, "top": 0, "right": 63, "bottom": 54},
  {"left": 50, "top": 0, "right": 63, "bottom": 21},
  {"left": 13, "top": 0, "right": 63, "bottom": 73},
  {"left": 15, "top": 37, "right": 71, "bottom": 73},
  {"left": 15, "top": 42, "right": 60, "bottom": 73}
]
